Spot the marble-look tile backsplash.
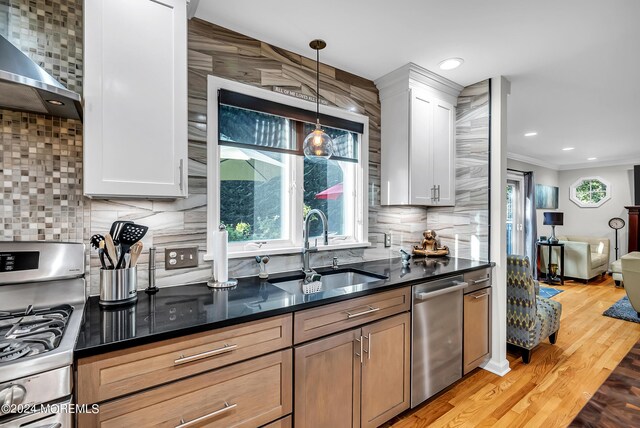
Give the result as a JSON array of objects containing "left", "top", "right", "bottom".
[
  {"left": 1, "top": 1, "right": 489, "bottom": 296},
  {"left": 85, "top": 19, "right": 433, "bottom": 295},
  {"left": 427, "top": 80, "right": 490, "bottom": 260}
]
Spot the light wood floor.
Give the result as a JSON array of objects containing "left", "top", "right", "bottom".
[{"left": 387, "top": 275, "right": 640, "bottom": 428}]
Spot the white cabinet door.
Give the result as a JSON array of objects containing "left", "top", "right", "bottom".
[
  {"left": 409, "top": 89, "right": 435, "bottom": 205},
  {"left": 431, "top": 99, "right": 455, "bottom": 205},
  {"left": 84, "top": 0, "right": 188, "bottom": 198}
]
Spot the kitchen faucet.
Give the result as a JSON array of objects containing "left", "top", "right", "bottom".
[{"left": 302, "top": 209, "right": 329, "bottom": 277}]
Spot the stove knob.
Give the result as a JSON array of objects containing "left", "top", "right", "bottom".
[{"left": 0, "top": 385, "right": 26, "bottom": 410}]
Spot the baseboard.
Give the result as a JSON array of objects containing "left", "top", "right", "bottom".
[{"left": 481, "top": 358, "right": 511, "bottom": 376}]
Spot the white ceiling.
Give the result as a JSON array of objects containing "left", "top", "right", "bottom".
[{"left": 196, "top": 0, "right": 640, "bottom": 170}]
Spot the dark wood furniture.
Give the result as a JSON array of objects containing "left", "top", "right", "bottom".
[
  {"left": 626, "top": 206, "right": 640, "bottom": 252},
  {"left": 536, "top": 241, "right": 565, "bottom": 285}
]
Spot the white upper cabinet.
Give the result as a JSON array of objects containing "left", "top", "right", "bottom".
[
  {"left": 375, "top": 63, "right": 462, "bottom": 206},
  {"left": 84, "top": 0, "right": 188, "bottom": 198}
]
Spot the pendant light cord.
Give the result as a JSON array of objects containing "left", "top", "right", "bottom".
[{"left": 316, "top": 46, "right": 320, "bottom": 125}]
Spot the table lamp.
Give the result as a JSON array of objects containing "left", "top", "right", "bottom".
[{"left": 543, "top": 212, "right": 564, "bottom": 244}]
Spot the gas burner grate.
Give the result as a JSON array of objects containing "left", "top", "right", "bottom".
[
  {"left": 0, "top": 304, "right": 73, "bottom": 362},
  {"left": 0, "top": 340, "right": 31, "bottom": 362}
]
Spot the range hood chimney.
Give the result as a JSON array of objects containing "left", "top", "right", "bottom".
[{"left": 0, "top": 35, "right": 82, "bottom": 120}]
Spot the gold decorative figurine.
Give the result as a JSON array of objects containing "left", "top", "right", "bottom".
[{"left": 412, "top": 230, "right": 450, "bottom": 257}]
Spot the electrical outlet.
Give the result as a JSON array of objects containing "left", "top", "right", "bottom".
[
  {"left": 165, "top": 247, "right": 199, "bottom": 270},
  {"left": 384, "top": 232, "right": 392, "bottom": 248}
]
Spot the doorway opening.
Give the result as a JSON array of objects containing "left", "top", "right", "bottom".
[{"left": 507, "top": 172, "right": 525, "bottom": 255}]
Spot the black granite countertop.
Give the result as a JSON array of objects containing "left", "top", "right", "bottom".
[{"left": 74, "top": 256, "right": 493, "bottom": 358}]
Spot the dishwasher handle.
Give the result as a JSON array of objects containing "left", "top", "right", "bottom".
[{"left": 415, "top": 281, "right": 468, "bottom": 301}]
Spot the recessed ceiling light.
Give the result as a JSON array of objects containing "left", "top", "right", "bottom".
[
  {"left": 562, "top": 147, "right": 574, "bottom": 151},
  {"left": 587, "top": 157, "right": 597, "bottom": 161},
  {"left": 46, "top": 99, "right": 64, "bottom": 106},
  {"left": 524, "top": 132, "right": 537, "bottom": 137},
  {"left": 438, "top": 58, "right": 464, "bottom": 70}
]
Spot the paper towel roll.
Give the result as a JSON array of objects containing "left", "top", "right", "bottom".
[{"left": 213, "top": 225, "right": 228, "bottom": 282}]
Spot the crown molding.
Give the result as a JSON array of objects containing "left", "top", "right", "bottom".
[
  {"left": 507, "top": 151, "right": 639, "bottom": 171},
  {"left": 559, "top": 158, "right": 640, "bottom": 171},
  {"left": 507, "top": 152, "right": 560, "bottom": 170}
]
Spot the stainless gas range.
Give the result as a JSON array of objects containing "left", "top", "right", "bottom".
[{"left": 0, "top": 242, "right": 85, "bottom": 428}]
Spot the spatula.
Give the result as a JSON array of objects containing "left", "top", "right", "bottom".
[
  {"left": 109, "top": 220, "right": 133, "bottom": 245},
  {"left": 116, "top": 223, "right": 149, "bottom": 269},
  {"left": 129, "top": 241, "right": 144, "bottom": 268}
]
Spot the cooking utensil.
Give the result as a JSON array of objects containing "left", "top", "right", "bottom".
[
  {"left": 109, "top": 220, "right": 133, "bottom": 245},
  {"left": 104, "top": 233, "right": 119, "bottom": 269},
  {"left": 116, "top": 223, "right": 149, "bottom": 269},
  {"left": 129, "top": 241, "right": 143, "bottom": 268},
  {"left": 91, "top": 234, "right": 110, "bottom": 269},
  {"left": 98, "top": 241, "right": 107, "bottom": 270},
  {"left": 90, "top": 234, "right": 104, "bottom": 250}
]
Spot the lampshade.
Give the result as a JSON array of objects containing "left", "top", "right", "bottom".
[
  {"left": 303, "top": 39, "right": 334, "bottom": 160},
  {"left": 543, "top": 212, "right": 564, "bottom": 226}
]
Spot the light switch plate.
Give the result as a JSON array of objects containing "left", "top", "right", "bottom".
[
  {"left": 165, "top": 246, "right": 199, "bottom": 270},
  {"left": 384, "top": 232, "right": 392, "bottom": 248}
]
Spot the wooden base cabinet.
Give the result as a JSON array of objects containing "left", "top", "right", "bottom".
[
  {"left": 294, "top": 313, "right": 411, "bottom": 428},
  {"left": 78, "top": 350, "right": 292, "bottom": 427},
  {"left": 463, "top": 287, "right": 492, "bottom": 374}
]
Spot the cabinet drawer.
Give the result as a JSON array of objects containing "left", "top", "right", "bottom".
[
  {"left": 78, "top": 314, "right": 292, "bottom": 404},
  {"left": 79, "top": 350, "right": 292, "bottom": 428},
  {"left": 294, "top": 287, "right": 410, "bottom": 344},
  {"left": 464, "top": 268, "right": 492, "bottom": 294}
]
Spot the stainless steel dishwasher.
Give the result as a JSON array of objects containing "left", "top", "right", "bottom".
[{"left": 411, "top": 274, "right": 468, "bottom": 407}]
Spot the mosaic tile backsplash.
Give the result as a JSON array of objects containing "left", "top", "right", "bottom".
[
  {"left": 0, "top": 0, "right": 85, "bottom": 243},
  {"left": 0, "top": 111, "right": 84, "bottom": 241},
  {"left": 0, "top": 0, "right": 83, "bottom": 93}
]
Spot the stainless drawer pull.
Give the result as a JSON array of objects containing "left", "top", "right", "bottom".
[
  {"left": 471, "top": 277, "right": 490, "bottom": 285},
  {"left": 346, "top": 305, "right": 380, "bottom": 319},
  {"left": 176, "top": 401, "right": 237, "bottom": 428},
  {"left": 473, "top": 292, "right": 489, "bottom": 299},
  {"left": 174, "top": 343, "right": 238, "bottom": 365},
  {"left": 416, "top": 282, "right": 468, "bottom": 300}
]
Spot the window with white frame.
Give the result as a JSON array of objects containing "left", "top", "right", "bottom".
[
  {"left": 569, "top": 176, "right": 611, "bottom": 208},
  {"left": 207, "top": 77, "right": 369, "bottom": 258}
]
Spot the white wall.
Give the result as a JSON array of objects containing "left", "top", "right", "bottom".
[
  {"left": 507, "top": 158, "right": 560, "bottom": 234},
  {"left": 558, "top": 165, "right": 635, "bottom": 263}
]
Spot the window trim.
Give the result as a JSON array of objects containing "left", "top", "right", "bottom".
[
  {"left": 205, "top": 76, "right": 370, "bottom": 260},
  {"left": 569, "top": 176, "right": 612, "bottom": 208}
]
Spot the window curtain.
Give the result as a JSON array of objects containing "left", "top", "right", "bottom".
[{"left": 523, "top": 172, "right": 538, "bottom": 278}]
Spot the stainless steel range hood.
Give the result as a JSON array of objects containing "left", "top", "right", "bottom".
[{"left": 0, "top": 35, "right": 82, "bottom": 120}]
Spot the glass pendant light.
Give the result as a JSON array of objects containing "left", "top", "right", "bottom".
[{"left": 303, "top": 39, "right": 334, "bottom": 159}]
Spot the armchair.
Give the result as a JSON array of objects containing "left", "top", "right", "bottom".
[
  {"left": 539, "top": 235, "right": 610, "bottom": 282},
  {"left": 507, "top": 255, "right": 562, "bottom": 363},
  {"left": 621, "top": 252, "right": 640, "bottom": 318}
]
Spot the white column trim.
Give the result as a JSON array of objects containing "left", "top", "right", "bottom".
[{"left": 484, "top": 76, "right": 511, "bottom": 377}]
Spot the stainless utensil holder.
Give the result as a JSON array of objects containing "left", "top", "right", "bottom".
[{"left": 99, "top": 266, "right": 138, "bottom": 306}]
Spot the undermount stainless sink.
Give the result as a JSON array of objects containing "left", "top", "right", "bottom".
[{"left": 270, "top": 269, "right": 387, "bottom": 295}]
